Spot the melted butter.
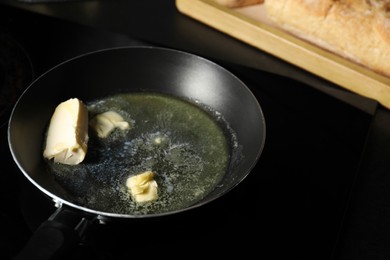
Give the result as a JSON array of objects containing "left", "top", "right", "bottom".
[{"left": 46, "top": 92, "right": 233, "bottom": 215}]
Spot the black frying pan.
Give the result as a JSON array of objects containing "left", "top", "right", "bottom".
[{"left": 8, "top": 46, "right": 266, "bottom": 259}]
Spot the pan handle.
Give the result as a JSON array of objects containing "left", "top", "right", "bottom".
[{"left": 14, "top": 205, "right": 91, "bottom": 260}]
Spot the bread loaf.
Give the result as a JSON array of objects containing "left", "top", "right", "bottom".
[
  {"left": 264, "top": 0, "right": 390, "bottom": 78},
  {"left": 212, "top": 0, "right": 263, "bottom": 8}
]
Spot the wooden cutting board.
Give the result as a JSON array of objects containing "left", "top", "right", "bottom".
[{"left": 176, "top": 0, "right": 390, "bottom": 109}]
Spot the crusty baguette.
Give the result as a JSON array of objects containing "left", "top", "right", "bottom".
[
  {"left": 264, "top": 0, "right": 390, "bottom": 78},
  {"left": 212, "top": 0, "right": 263, "bottom": 8}
]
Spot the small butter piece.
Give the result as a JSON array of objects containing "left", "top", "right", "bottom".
[
  {"left": 126, "top": 171, "right": 158, "bottom": 203},
  {"left": 89, "top": 111, "right": 130, "bottom": 138},
  {"left": 43, "top": 98, "right": 89, "bottom": 165}
]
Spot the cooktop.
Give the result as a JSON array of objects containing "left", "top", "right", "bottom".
[{"left": 0, "top": 4, "right": 373, "bottom": 259}]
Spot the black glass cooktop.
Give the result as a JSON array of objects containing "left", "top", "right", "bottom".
[{"left": 0, "top": 4, "right": 373, "bottom": 260}]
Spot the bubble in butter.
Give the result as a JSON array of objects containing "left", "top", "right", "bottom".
[{"left": 45, "top": 92, "right": 234, "bottom": 215}]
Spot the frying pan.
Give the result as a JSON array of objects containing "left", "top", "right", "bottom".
[{"left": 8, "top": 46, "right": 266, "bottom": 259}]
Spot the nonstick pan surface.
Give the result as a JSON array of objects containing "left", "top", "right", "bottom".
[{"left": 8, "top": 46, "right": 266, "bottom": 219}]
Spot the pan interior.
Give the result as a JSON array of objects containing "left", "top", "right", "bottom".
[{"left": 45, "top": 92, "right": 233, "bottom": 215}]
